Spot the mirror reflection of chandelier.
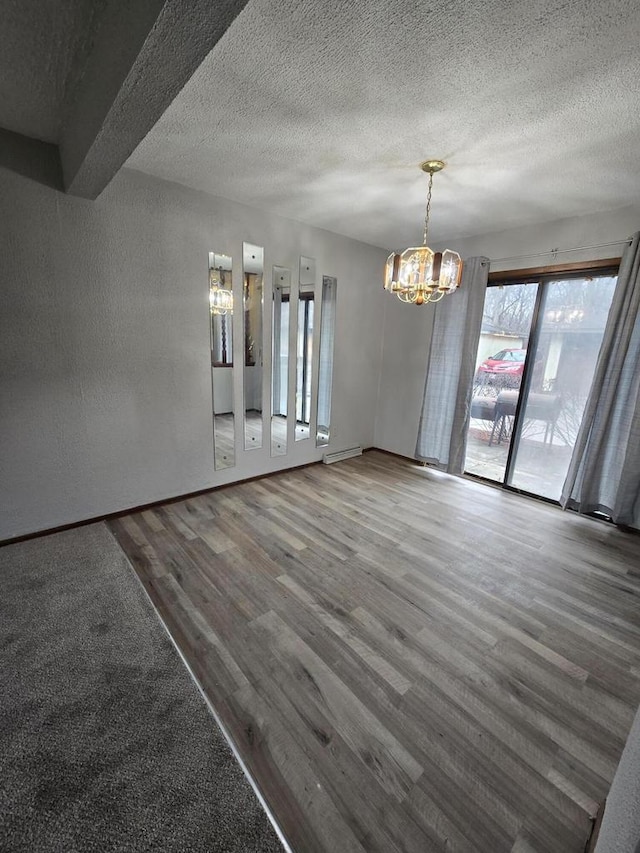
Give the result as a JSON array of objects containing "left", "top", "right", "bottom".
[
  {"left": 384, "top": 160, "right": 463, "bottom": 305},
  {"left": 209, "top": 267, "right": 233, "bottom": 316}
]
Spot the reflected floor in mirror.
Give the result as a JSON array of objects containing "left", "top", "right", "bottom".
[
  {"left": 216, "top": 413, "right": 310, "bottom": 461},
  {"left": 271, "top": 415, "right": 287, "bottom": 456},
  {"left": 213, "top": 414, "right": 235, "bottom": 469}
]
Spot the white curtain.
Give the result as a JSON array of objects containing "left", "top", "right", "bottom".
[
  {"left": 415, "top": 256, "right": 489, "bottom": 473},
  {"left": 316, "top": 277, "right": 336, "bottom": 436},
  {"left": 272, "top": 285, "right": 282, "bottom": 413},
  {"left": 561, "top": 232, "right": 640, "bottom": 529}
]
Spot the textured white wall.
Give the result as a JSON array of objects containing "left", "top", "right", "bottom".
[
  {"left": 373, "top": 299, "right": 436, "bottom": 460},
  {"left": 0, "top": 167, "right": 386, "bottom": 539},
  {"left": 373, "top": 205, "right": 640, "bottom": 458},
  {"left": 595, "top": 704, "right": 640, "bottom": 852}
]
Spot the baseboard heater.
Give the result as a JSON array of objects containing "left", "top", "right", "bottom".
[{"left": 322, "top": 446, "right": 363, "bottom": 464}]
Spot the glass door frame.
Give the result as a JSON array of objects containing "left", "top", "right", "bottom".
[{"left": 468, "top": 257, "right": 620, "bottom": 504}]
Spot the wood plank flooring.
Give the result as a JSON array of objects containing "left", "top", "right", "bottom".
[{"left": 109, "top": 451, "right": 640, "bottom": 853}]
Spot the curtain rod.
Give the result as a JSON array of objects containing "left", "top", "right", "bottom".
[{"left": 488, "top": 237, "right": 632, "bottom": 265}]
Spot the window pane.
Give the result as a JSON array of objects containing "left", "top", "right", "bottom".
[
  {"left": 508, "top": 275, "right": 617, "bottom": 499},
  {"left": 465, "top": 283, "right": 538, "bottom": 482}
]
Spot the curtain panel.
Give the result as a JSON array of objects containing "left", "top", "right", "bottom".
[
  {"left": 561, "top": 232, "right": 640, "bottom": 529},
  {"left": 272, "top": 284, "right": 283, "bottom": 413},
  {"left": 415, "top": 256, "right": 489, "bottom": 473},
  {"left": 317, "top": 277, "right": 336, "bottom": 436}
]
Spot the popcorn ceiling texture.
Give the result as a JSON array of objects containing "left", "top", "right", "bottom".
[
  {"left": 0, "top": 0, "right": 107, "bottom": 143},
  {"left": 127, "top": 0, "right": 640, "bottom": 250}
]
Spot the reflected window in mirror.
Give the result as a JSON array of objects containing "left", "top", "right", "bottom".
[
  {"left": 209, "top": 252, "right": 235, "bottom": 470},
  {"left": 316, "top": 276, "right": 337, "bottom": 447},
  {"left": 243, "top": 243, "right": 264, "bottom": 450},
  {"left": 272, "top": 266, "right": 290, "bottom": 456},
  {"left": 296, "top": 256, "right": 316, "bottom": 441}
]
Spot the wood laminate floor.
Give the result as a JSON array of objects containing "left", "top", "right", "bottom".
[{"left": 109, "top": 452, "right": 640, "bottom": 853}]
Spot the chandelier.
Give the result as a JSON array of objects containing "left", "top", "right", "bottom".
[
  {"left": 384, "top": 160, "right": 463, "bottom": 304},
  {"left": 209, "top": 266, "right": 233, "bottom": 316}
]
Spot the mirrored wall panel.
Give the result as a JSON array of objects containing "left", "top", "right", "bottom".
[
  {"left": 296, "top": 256, "right": 316, "bottom": 441},
  {"left": 271, "top": 266, "right": 290, "bottom": 456},
  {"left": 316, "top": 276, "right": 337, "bottom": 447},
  {"left": 209, "top": 251, "right": 235, "bottom": 470},
  {"left": 243, "top": 243, "right": 264, "bottom": 450}
]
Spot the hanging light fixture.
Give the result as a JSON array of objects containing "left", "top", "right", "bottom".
[
  {"left": 384, "top": 159, "right": 463, "bottom": 304},
  {"left": 209, "top": 265, "right": 233, "bottom": 316}
]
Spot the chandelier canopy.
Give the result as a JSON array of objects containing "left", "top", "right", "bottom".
[{"left": 384, "top": 160, "right": 463, "bottom": 305}]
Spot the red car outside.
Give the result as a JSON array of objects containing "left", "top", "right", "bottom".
[{"left": 476, "top": 348, "right": 527, "bottom": 375}]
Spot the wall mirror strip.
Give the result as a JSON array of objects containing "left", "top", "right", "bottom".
[
  {"left": 209, "top": 251, "right": 235, "bottom": 470},
  {"left": 316, "top": 276, "right": 337, "bottom": 447},
  {"left": 271, "top": 266, "right": 290, "bottom": 456},
  {"left": 243, "top": 243, "right": 265, "bottom": 450},
  {"left": 296, "top": 256, "right": 316, "bottom": 441}
]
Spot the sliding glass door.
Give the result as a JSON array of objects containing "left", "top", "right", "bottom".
[
  {"left": 465, "top": 267, "right": 618, "bottom": 501},
  {"left": 466, "top": 282, "right": 537, "bottom": 483}
]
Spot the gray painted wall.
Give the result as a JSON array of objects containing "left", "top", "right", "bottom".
[
  {"left": 374, "top": 204, "right": 640, "bottom": 458},
  {"left": 0, "top": 167, "right": 386, "bottom": 540}
]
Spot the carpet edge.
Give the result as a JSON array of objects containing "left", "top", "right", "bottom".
[{"left": 101, "top": 522, "right": 293, "bottom": 853}]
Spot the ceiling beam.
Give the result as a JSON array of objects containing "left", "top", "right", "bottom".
[{"left": 61, "top": 0, "right": 250, "bottom": 199}]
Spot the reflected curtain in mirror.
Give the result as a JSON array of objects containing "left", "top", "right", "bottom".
[
  {"left": 296, "top": 256, "right": 316, "bottom": 441},
  {"left": 243, "top": 243, "right": 264, "bottom": 450},
  {"left": 209, "top": 251, "right": 235, "bottom": 470},
  {"left": 272, "top": 266, "right": 290, "bottom": 456},
  {"left": 316, "top": 276, "right": 337, "bottom": 447}
]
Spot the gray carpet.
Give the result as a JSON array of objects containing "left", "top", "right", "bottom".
[{"left": 0, "top": 523, "right": 284, "bottom": 853}]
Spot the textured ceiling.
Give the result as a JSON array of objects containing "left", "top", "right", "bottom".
[
  {"left": 127, "top": 0, "right": 640, "bottom": 250},
  {"left": 0, "top": 0, "right": 106, "bottom": 143}
]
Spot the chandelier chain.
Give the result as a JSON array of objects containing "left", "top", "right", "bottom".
[{"left": 423, "top": 171, "right": 434, "bottom": 246}]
